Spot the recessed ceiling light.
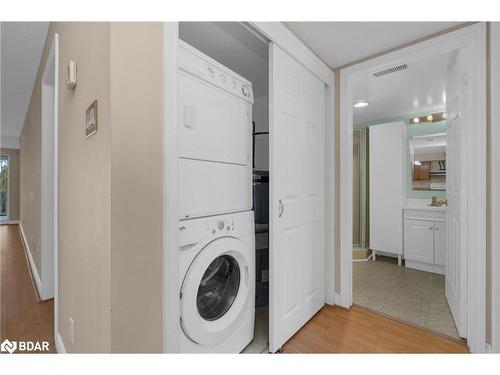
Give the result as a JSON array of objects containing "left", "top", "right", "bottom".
[{"left": 353, "top": 101, "right": 369, "bottom": 109}]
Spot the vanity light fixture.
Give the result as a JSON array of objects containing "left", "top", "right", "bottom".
[
  {"left": 414, "top": 160, "right": 422, "bottom": 166},
  {"left": 409, "top": 111, "right": 446, "bottom": 125},
  {"left": 353, "top": 101, "right": 369, "bottom": 108}
]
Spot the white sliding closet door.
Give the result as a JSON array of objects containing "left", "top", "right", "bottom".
[
  {"left": 445, "top": 50, "right": 468, "bottom": 338},
  {"left": 269, "top": 43, "right": 325, "bottom": 353}
]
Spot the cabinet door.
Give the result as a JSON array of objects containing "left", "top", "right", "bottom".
[
  {"left": 434, "top": 221, "right": 446, "bottom": 266},
  {"left": 404, "top": 219, "right": 434, "bottom": 263}
]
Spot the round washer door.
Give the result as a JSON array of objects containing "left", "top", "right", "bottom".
[{"left": 180, "top": 236, "right": 250, "bottom": 346}]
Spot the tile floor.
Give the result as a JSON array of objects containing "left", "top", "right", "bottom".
[{"left": 353, "top": 256, "right": 460, "bottom": 339}]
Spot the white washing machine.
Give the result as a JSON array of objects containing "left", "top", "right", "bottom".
[
  {"left": 178, "top": 40, "right": 254, "bottom": 220},
  {"left": 178, "top": 211, "right": 255, "bottom": 353}
]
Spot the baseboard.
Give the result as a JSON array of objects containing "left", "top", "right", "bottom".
[
  {"left": 18, "top": 223, "right": 43, "bottom": 299},
  {"left": 55, "top": 332, "right": 66, "bottom": 354},
  {"left": 334, "top": 293, "right": 350, "bottom": 308},
  {"left": 334, "top": 293, "right": 342, "bottom": 305},
  {"left": 0, "top": 219, "right": 20, "bottom": 225},
  {"left": 405, "top": 260, "right": 445, "bottom": 275}
]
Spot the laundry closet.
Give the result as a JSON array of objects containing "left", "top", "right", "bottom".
[{"left": 171, "top": 22, "right": 333, "bottom": 354}]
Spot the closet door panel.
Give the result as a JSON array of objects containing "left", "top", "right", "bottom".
[{"left": 269, "top": 43, "right": 325, "bottom": 353}]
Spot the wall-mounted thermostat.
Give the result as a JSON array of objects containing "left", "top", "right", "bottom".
[
  {"left": 86, "top": 100, "right": 97, "bottom": 137},
  {"left": 66, "top": 60, "right": 77, "bottom": 89}
]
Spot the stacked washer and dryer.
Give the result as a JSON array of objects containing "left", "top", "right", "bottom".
[{"left": 177, "top": 40, "right": 256, "bottom": 353}]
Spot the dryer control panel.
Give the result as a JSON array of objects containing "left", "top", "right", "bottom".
[{"left": 178, "top": 40, "right": 254, "bottom": 104}]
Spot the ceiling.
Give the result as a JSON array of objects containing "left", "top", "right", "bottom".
[
  {"left": 1, "top": 22, "right": 48, "bottom": 138},
  {"left": 285, "top": 22, "right": 463, "bottom": 68},
  {"left": 351, "top": 52, "right": 452, "bottom": 124},
  {"left": 179, "top": 22, "right": 268, "bottom": 98}
]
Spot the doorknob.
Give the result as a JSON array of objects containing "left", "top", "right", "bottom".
[{"left": 278, "top": 199, "right": 284, "bottom": 218}]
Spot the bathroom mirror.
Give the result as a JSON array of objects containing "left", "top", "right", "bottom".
[{"left": 409, "top": 133, "right": 446, "bottom": 191}]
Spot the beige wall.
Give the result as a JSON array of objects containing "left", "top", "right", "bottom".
[
  {"left": 109, "top": 22, "right": 163, "bottom": 353},
  {"left": 0, "top": 148, "right": 20, "bottom": 221},
  {"left": 54, "top": 22, "right": 112, "bottom": 353},
  {"left": 334, "top": 22, "right": 494, "bottom": 345},
  {"left": 20, "top": 22, "right": 164, "bottom": 353},
  {"left": 20, "top": 59, "right": 43, "bottom": 274}
]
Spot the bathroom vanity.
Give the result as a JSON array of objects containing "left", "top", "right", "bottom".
[{"left": 403, "top": 203, "right": 446, "bottom": 275}]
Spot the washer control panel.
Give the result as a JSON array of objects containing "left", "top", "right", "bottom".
[
  {"left": 178, "top": 211, "right": 253, "bottom": 249},
  {"left": 211, "top": 217, "right": 235, "bottom": 235},
  {"left": 178, "top": 40, "right": 254, "bottom": 104}
]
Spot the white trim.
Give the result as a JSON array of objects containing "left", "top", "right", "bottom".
[
  {"left": 250, "top": 22, "right": 334, "bottom": 86},
  {"left": 324, "top": 80, "right": 336, "bottom": 306},
  {"left": 163, "top": 22, "right": 336, "bottom": 352},
  {"left": 163, "top": 22, "right": 180, "bottom": 353},
  {"left": 334, "top": 292, "right": 349, "bottom": 309},
  {"left": 55, "top": 332, "right": 66, "bottom": 354},
  {"left": 334, "top": 293, "right": 342, "bottom": 306},
  {"left": 19, "top": 222, "right": 42, "bottom": 297},
  {"left": 339, "top": 23, "right": 487, "bottom": 352},
  {"left": 40, "top": 34, "right": 57, "bottom": 301},
  {"left": 490, "top": 22, "right": 500, "bottom": 354},
  {"left": 53, "top": 33, "right": 59, "bottom": 342},
  {"left": 405, "top": 260, "right": 445, "bottom": 275}
]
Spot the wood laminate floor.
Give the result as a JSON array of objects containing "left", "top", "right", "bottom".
[
  {"left": 0, "top": 224, "right": 55, "bottom": 353},
  {"left": 282, "top": 305, "right": 468, "bottom": 353}
]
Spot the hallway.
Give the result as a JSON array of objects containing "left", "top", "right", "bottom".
[{"left": 0, "top": 224, "right": 55, "bottom": 353}]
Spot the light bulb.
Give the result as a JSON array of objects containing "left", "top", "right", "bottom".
[{"left": 353, "top": 101, "right": 369, "bottom": 108}]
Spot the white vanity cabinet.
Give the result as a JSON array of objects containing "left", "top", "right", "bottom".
[
  {"left": 433, "top": 221, "right": 446, "bottom": 266},
  {"left": 403, "top": 208, "right": 446, "bottom": 275}
]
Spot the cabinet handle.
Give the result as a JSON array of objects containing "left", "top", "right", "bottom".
[
  {"left": 278, "top": 199, "right": 284, "bottom": 218},
  {"left": 429, "top": 227, "right": 433, "bottom": 230}
]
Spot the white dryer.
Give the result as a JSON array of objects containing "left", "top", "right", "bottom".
[
  {"left": 178, "top": 211, "right": 255, "bottom": 353},
  {"left": 178, "top": 40, "right": 254, "bottom": 220}
]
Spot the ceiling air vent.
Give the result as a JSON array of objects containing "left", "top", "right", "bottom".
[{"left": 373, "top": 63, "right": 408, "bottom": 78}]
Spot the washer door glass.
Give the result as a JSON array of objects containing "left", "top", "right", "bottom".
[{"left": 197, "top": 255, "right": 240, "bottom": 321}]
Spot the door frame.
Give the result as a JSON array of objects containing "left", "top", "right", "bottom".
[
  {"left": 162, "top": 21, "right": 335, "bottom": 353},
  {"left": 490, "top": 22, "right": 500, "bottom": 353},
  {"left": 40, "top": 33, "right": 61, "bottom": 350},
  {"left": 339, "top": 23, "right": 487, "bottom": 352},
  {"left": 41, "top": 35, "right": 57, "bottom": 302},
  {"left": 0, "top": 154, "right": 10, "bottom": 222}
]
